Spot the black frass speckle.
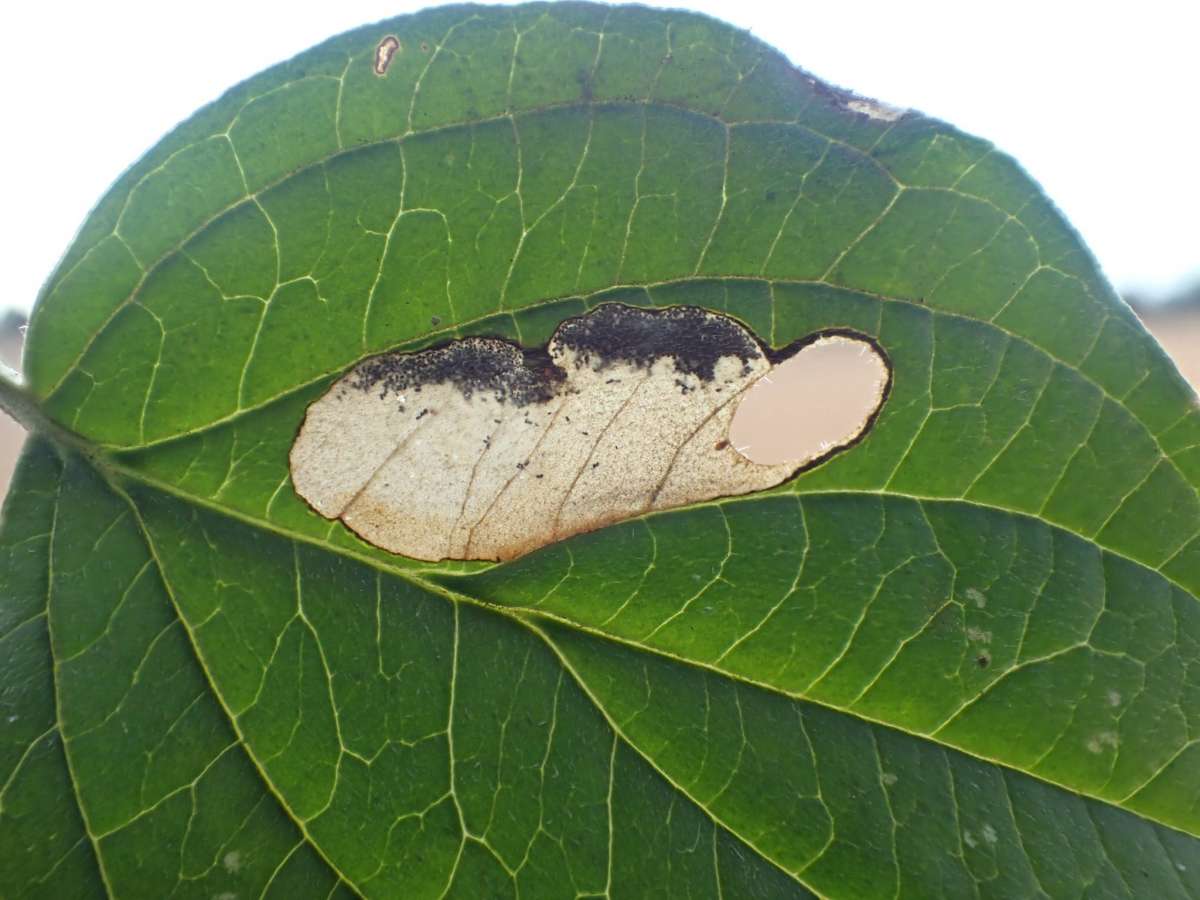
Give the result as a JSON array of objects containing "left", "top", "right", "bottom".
[
  {"left": 350, "top": 337, "right": 566, "bottom": 408},
  {"left": 552, "top": 304, "right": 762, "bottom": 380}
]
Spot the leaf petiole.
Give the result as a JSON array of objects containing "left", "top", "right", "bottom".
[{"left": 0, "top": 373, "right": 101, "bottom": 463}]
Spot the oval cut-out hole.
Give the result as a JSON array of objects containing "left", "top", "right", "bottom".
[{"left": 729, "top": 335, "right": 889, "bottom": 465}]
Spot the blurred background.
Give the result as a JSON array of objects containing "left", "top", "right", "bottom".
[{"left": 1, "top": 0, "right": 1197, "bottom": 494}]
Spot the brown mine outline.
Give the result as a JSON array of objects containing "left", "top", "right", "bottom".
[
  {"left": 756, "top": 324, "right": 894, "bottom": 481},
  {"left": 290, "top": 303, "right": 894, "bottom": 552},
  {"left": 374, "top": 35, "right": 401, "bottom": 76}
]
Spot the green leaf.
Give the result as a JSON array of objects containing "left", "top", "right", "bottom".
[{"left": 3, "top": 4, "right": 1200, "bottom": 897}]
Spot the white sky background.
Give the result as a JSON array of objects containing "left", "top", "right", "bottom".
[{"left": 1, "top": 0, "right": 1196, "bottom": 318}]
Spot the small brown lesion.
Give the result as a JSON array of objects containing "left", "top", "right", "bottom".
[{"left": 374, "top": 36, "right": 401, "bottom": 76}]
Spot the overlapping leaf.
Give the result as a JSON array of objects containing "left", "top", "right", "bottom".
[{"left": 3, "top": 4, "right": 1200, "bottom": 897}]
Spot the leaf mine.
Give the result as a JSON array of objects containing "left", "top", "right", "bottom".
[
  {"left": 373, "top": 35, "right": 400, "bottom": 75},
  {"left": 290, "top": 304, "right": 890, "bottom": 561}
]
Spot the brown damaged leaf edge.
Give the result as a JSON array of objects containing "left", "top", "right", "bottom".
[{"left": 290, "top": 304, "right": 892, "bottom": 562}]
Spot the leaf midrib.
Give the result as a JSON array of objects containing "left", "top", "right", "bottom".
[
  {"left": 65, "top": 275, "right": 1195, "bottom": 583},
  {"left": 101, "top": 455, "right": 814, "bottom": 899},
  {"left": 108, "top": 451, "right": 1200, "bottom": 899},
  {"left": 10, "top": 5, "right": 1194, "bottom": 894},
  {"left": 90, "top": 448, "right": 1200, "bottom": 842},
  {"left": 76, "top": 276, "right": 1196, "bottom": 546}
]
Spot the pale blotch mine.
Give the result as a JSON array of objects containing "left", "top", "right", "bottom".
[
  {"left": 289, "top": 305, "right": 888, "bottom": 561},
  {"left": 846, "top": 98, "right": 906, "bottom": 121},
  {"left": 374, "top": 35, "right": 401, "bottom": 75}
]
